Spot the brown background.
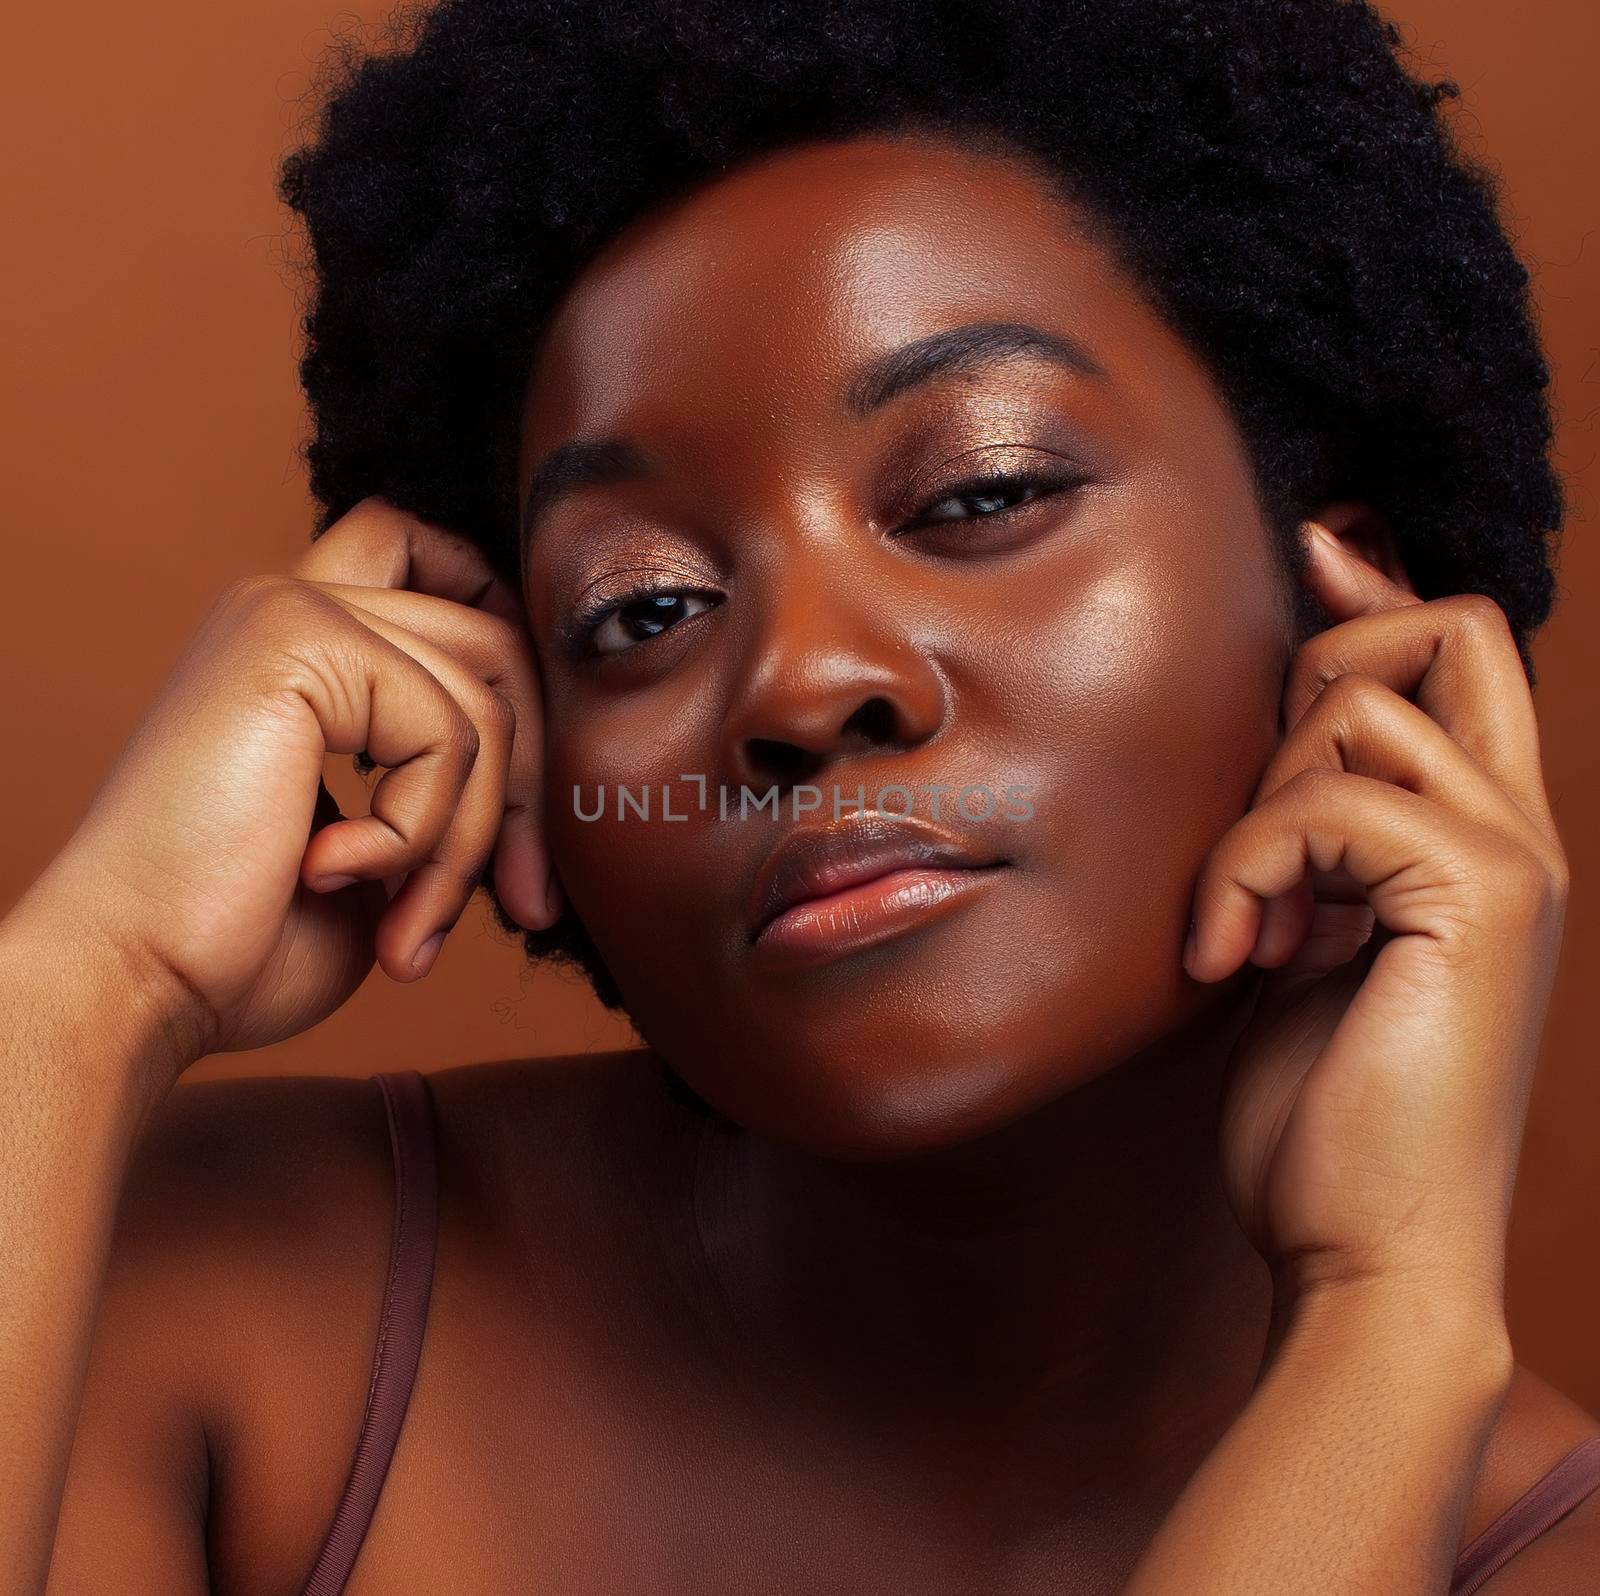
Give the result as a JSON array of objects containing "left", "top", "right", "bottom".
[{"left": 3, "top": 3, "right": 1595, "bottom": 1404}]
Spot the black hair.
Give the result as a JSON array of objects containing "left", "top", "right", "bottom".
[{"left": 278, "top": 0, "right": 1568, "bottom": 1108}]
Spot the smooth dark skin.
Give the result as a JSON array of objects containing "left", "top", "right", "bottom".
[{"left": 50, "top": 133, "right": 1599, "bottom": 1593}]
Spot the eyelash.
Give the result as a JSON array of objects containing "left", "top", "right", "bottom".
[
  {"left": 897, "top": 467, "right": 1082, "bottom": 533},
  {"left": 567, "top": 468, "right": 1082, "bottom": 660}
]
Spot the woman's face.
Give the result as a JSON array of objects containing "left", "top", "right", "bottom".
[{"left": 517, "top": 132, "right": 1296, "bottom": 1158}]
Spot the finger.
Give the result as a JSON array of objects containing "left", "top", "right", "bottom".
[
  {"left": 303, "top": 597, "right": 545, "bottom": 960},
  {"left": 310, "top": 776, "right": 344, "bottom": 834},
  {"left": 1247, "top": 876, "right": 1317, "bottom": 968},
  {"left": 310, "top": 579, "right": 554, "bottom": 927},
  {"left": 1257, "top": 671, "right": 1560, "bottom": 875},
  {"left": 263, "top": 591, "right": 483, "bottom": 981},
  {"left": 315, "top": 591, "right": 553, "bottom": 933},
  {"left": 1299, "top": 517, "right": 1424, "bottom": 624},
  {"left": 296, "top": 510, "right": 557, "bottom": 933},
  {"left": 291, "top": 495, "right": 526, "bottom": 630},
  {"left": 1186, "top": 767, "right": 1546, "bottom": 983},
  {"left": 1291, "top": 537, "right": 1555, "bottom": 844}
]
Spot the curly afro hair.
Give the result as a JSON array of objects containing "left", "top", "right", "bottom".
[{"left": 278, "top": 0, "right": 1567, "bottom": 1071}]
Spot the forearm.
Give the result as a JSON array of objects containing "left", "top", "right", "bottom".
[
  {"left": 1122, "top": 1278, "right": 1514, "bottom": 1595},
  {"left": 0, "top": 890, "right": 194, "bottom": 1591}
]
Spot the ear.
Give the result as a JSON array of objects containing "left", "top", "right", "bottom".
[{"left": 1302, "top": 500, "right": 1418, "bottom": 597}]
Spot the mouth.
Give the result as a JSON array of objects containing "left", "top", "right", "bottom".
[
  {"left": 746, "top": 814, "right": 1013, "bottom": 968},
  {"left": 749, "top": 860, "right": 1012, "bottom": 967}
]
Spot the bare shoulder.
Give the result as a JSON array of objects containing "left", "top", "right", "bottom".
[
  {"left": 54, "top": 1069, "right": 402, "bottom": 1593},
  {"left": 53, "top": 1052, "right": 703, "bottom": 1592},
  {"left": 1464, "top": 1361, "right": 1600, "bottom": 1593},
  {"left": 115, "top": 1068, "right": 397, "bottom": 1254},
  {"left": 102, "top": 1047, "right": 675, "bottom": 1389},
  {"left": 109, "top": 1047, "right": 685, "bottom": 1367}
]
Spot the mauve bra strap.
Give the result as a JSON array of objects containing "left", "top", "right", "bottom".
[
  {"left": 1450, "top": 1434, "right": 1600, "bottom": 1594},
  {"left": 300, "top": 1070, "right": 439, "bottom": 1596}
]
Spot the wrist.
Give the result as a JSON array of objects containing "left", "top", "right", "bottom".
[
  {"left": 2, "top": 882, "right": 209, "bottom": 1101},
  {"left": 1268, "top": 1267, "right": 1513, "bottom": 1397}
]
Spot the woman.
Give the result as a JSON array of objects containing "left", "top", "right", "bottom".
[{"left": 4, "top": 0, "right": 1593, "bottom": 1590}]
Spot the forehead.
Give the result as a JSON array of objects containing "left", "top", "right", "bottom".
[
  {"left": 524, "top": 139, "right": 1152, "bottom": 425},
  {"left": 517, "top": 133, "right": 1212, "bottom": 481}
]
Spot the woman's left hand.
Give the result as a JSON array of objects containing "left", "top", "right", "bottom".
[{"left": 1191, "top": 514, "right": 1569, "bottom": 1320}]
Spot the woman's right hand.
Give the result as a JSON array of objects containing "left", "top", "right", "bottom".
[{"left": 29, "top": 495, "right": 560, "bottom": 1070}]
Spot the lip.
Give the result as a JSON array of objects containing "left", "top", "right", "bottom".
[
  {"left": 750, "top": 862, "right": 1008, "bottom": 968},
  {"left": 747, "top": 811, "right": 1009, "bottom": 948}
]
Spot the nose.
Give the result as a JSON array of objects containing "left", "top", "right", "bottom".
[{"left": 720, "top": 553, "right": 949, "bottom": 795}]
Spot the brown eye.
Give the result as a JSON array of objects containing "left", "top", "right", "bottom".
[
  {"left": 577, "top": 586, "right": 718, "bottom": 659},
  {"left": 899, "top": 469, "right": 1082, "bottom": 534}
]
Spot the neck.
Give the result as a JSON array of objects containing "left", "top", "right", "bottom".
[{"left": 688, "top": 980, "right": 1274, "bottom": 1503}]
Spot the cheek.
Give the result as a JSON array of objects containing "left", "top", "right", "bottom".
[
  {"left": 539, "top": 695, "right": 731, "bottom": 967},
  {"left": 527, "top": 504, "right": 1291, "bottom": 1154},
  {"left": 1022, "top": 540, "right": 1284, "bottom": 820},
  {"left": 991, "top": 500, "right": 1286, "bottom": 950}
]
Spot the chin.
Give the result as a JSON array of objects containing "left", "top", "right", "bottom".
[
  {"left": 645, "top": 948, "right": 1194, "bottom": 1163},
  {"left": 608, "top": 861, "right": 1210, "bottom": 1159},
  {"left": 762, "top": 1047, "right": 1096, "bottom": 1163}
]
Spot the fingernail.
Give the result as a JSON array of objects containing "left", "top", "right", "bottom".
[
  {"left": 312, "top": 873, "right": 358, "bottom": 891},
  {"left": 412, "top": 931, "right": 445, "bottom": 976},
  {"left": 1312, "top": 524, "right": 1346, "bottom": 557}
]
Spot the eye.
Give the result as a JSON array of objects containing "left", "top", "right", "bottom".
[
  {"left": 572, "top": 583, "right": 719, "bottom": 660},
  {"left": 564, "top": 467, "right": 1081, "bottom": 661},
  {"left": 898, "top": 469, "right": 1082, "bottom": 535}
]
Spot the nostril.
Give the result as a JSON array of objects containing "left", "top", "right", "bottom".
[
  {"left": 744, "top": 738, "right": 823, "bottom": 782},
  {"left": 841, "top": 696, "right": 897, "bottom": 743}
]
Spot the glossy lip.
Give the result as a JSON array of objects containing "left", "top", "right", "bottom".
[
  {"left": 750, "top": 861, "right": 1009, "bottom": 969},
  {"left": 746, "top": 810, "right": 1009, "bottom": 944}
]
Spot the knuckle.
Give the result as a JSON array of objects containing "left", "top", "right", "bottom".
[
  {"left": 413, "top": 852, "right": 465, "bottom": 894},
  {"left": 1479, "top": 840, "right": 1556, "bottom": 912},
  {"left": 459, "top": 680, "right": 516, "bottom": 748},
  {"left": 454, "top": 848, "right": 494, "bottom": 896},
  {"left": 1315, "top": 669, "right": 1389, "bottom": 720},
  {"left": 1547, "top": 846, "right": 1572, "bottom": 900},
  {"left": 477, "top": 609, "right": 526, "bottom": 658},
  {"left": 479, "top": 683, "right": 518, "bottom": 737},
  {"left": 214, "top": 574, "right": 332, "bottom": 644},
  {"left": 422, "top": 842, "right": 491, "bottom": 906},
  {"left": 1443, "top": 591, "right": 1512, "bottom": 643},
  {"left": 339, "top": 494, "right": 406, "bottom": 536},
  {"left": 216, "top": 571, "right": 286, "bottom": 615},
  {"left": 230, "top": 572, "right": 329, "bottom": 621},
  {"left": 1286, "top": 636, "right": 1337, "bottom": 703},
  {"left": 1278, "top": 764, "right": 1343, "bottom": 805},
  {"left": 1523, "top": 843, "right": 1571, "bottom": 916},
  {"left": 448, "top": 709, "right": 482, "bottom": 766},
  {"left": 309, "top": 495, "right": 407, "bottom": 568}
]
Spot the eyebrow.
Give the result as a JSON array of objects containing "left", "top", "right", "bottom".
[{"left": 519, "top": 319, "right": 1107, "bottom": 549}]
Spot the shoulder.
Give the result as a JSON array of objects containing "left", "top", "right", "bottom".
[
  {"left": 58, "top": 1070, "right": 401, "bottom": 1590},
  {"left": 109, "top": 1053, "right": 660, "bottom": 1365},
  {"left": 62, "top": 1053, "right": 690, "bottom": 1590},
  {"left": 115, "top": 1049, "right": 683, "bottom": 1358},
  {"left": 111, "top": 1048, "right": 674, "bottom": 1350},
  {"left": 117, "top": 1069, "right": 396, "bottom": 1252},
  {"left": 1460, "top": 1362, "right": 1600, "bottom": 1593},
  {"left": 107, "top": 1070, "right": 402, "bottom": 1390}
]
